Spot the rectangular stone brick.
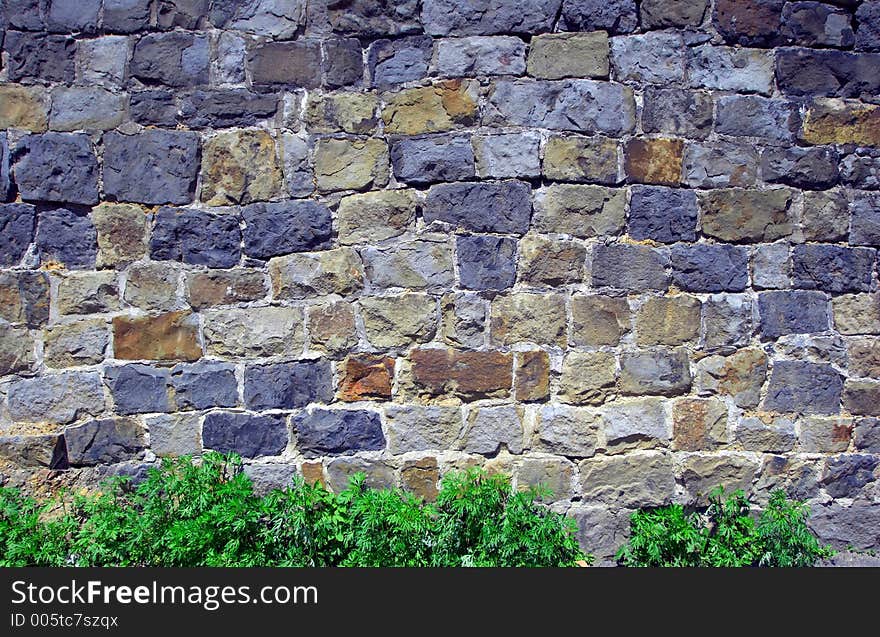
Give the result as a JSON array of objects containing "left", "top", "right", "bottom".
[
  {"left": 758, "top": 290, "right": 830, "bottom": 339},
  {"left": 527, "top": 32, "right": 609, "bottom": 79},
  {"left": 130, "top": 31, "right": 209, "bottom": 87},
  {"left": 591, "top": 244, "right": 669, "bottom": 292},
  {"left": 543, "top": 135, "right": 621, "bottom": 184},
  {"left": 424, "top": 181, "right": 532, "bottom": 234},
  {"left": 620, "top": 348, "right": 691, "bottom": 397},
  {"left": 699, "top": 188, "right": 795, "bottom": 242},
  {"left": 485, "top": 79, "right": 635, "bottom": 135},
  {"left": 800, "top": 98, "right": 880, "bottom": 146},
  {"left": 434, "top": 36, "right": 526, "bottom": 77},
  {"left": 410, "top": 348, "right": 512, "bottom": 400},
  {"left": 834, "top": 293, "right": 880, "bottom": 335},
  {"left": 244, "top": 360, "right": 333, "bottom": 410},
  {"left": 642, "top": 88, "right": 714, "bottom": 140},
  {"left": 571, "top": 295, "right": 631, "bottom": 346},
  {"left": 202, "top": 306, "right": 304, "bottom": 358},
  {"left": 247, "top": 40, "right": 322, "bottom": 88},
  {"left": 150, "top": 207, "right": 241, "bottom": 269},
  {"left": 764, "top": 361, "right": 843, "bottom": 415},
  {"left": 687, "top": 45, "right": 774, "bottom": 94},
  {"left": 381, "top": 80, "right": 479, "bottom": 135},
  {"left": 558, "top": 351, "right": 617, "bottom": 406},
  {"left": 611, "top": 33, "right": 686, "bottom": 84},
  {"left": 716, "top": 95, "right": 801, "bottom": 144},
  {"left": 384, "top": 404, "right": 462, "bottom": 453},
  {"left": 474, "top": 132, "right": 542, "bottom": 179},
  {"left": 490, "top": 293, "right": 567, "bottom": 346},
  {"left": 338, "top": 355, "right": 394, "bottom": 402},
  {"left": 113, "top": 311, "right": 202, "bottom": 362},
  {"left": 515, "top": 350, "right": 550, "bottom": 402},
  {"left": 533, "top": 185, "right": 626, "bottom": 237},
  {"left": 293, "top": 409, "right": 385, "bottom": 458}
]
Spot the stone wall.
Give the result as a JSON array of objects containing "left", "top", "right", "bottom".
[{"left": 1, "top": 0, "right": 879, "bottom": 560}]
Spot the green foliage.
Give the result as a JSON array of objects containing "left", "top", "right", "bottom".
[
  {"left": 0, "top": 453, "right": 588, "bottom": 568},
  {"left": 616, "top": 486, "right": 833, "bottom": 567}
]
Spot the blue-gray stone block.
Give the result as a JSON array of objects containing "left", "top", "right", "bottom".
[
  {"left": 293, "top": 409, "right": 386, "bottom": 457},
  {"left": 242, "top": 201, "right": 332, "bottom": 259},
  {"left": 244, "top": 360, "right": 333, "bottom": 411},
  {"left": 202, "top": 412, "right": 289, "bottom": 458},
  {"left": 457, "top": 235, "right": 517, "bottom": 291},
  {"left": 150, "top": 207, "right": 241, "bottom": 269}
]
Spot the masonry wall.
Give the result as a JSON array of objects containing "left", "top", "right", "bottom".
[{"left": 0, "top": 0, "right": 879, "bottom": 560}]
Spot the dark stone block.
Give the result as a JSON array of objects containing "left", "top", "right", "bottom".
[
  {"left": 424, "top": 181, "right": 532, "bottom": 234},
  {"left": 12, "top": 133, "right": 99, "bottom": 205},
  {"left": 6, "top": 0, "right": 45, "bottom": 30},
  {"left": 293, "top": 408, "right": 386, "bottom": 457},
  {"left": 851, "top": 193, "right": 880, "bottom": 246},
  {"left": 35, "top": 207, "right": 97, "bottom": 270},
  {"left": 792, "top": 244, "right": 875, "bottom": 293},
  {"left": 391, "top": 135, "right": 475, "bottom": 185},
  {"left": 856, "top": 1, "right": 880, "bottom": 51},
  {"left": 4, "top": 31, "right": 75, "bottom": 82},
  {"left": 776, "top": 48, "right": 880, "bottom": 99},
  {"left": 150, "top": 207, "right": 241, "bottom": 269},
  {"left": 714, "top": 0, "right": 785, "bottom": 46},
  {"left": 642, "top": 88, "right": 713, "bottom": 140},
  {"left": 130, "top": 32, "right": 210, "bottom": 88},
  {"left": 157, "top": 0, "right": 212, "bottom": 29},
  {"left": 764, "top": 361, "right": 843, "bottom": 414},
  {"left": 178, "top": 89, "right": 279, "bottom": 129},
  {"left": 103, "top": 0, "right": 153, "bottom": 33},
  {"left": 105, "top": 364, "right": 172, "bottom": 415},
  {"left": 323, "top": 0, "right": 422, "bottom": 37},
  {"left": 822, "top": 454, "right": 879, "bottom": 498},
  {"left": 65, "top": 418, "right": 146, "bottom": 466},
  {"left": 592, "top": 244, "right": 669, "bottom": 292},
  {"left": 248, "top": 40, "right": 323, "bottom": 88},
  {"left": 670, "top": 243, "right": 749, "bottom": 292},
  {"left": 46, "top": 0, "right": 100, "bottom": 32},
  {"left": 323, "top": 38, "right": 363, "bottom": 88},
  {"left": 130, "top": 91, "right": 179, "bottom": 127},
  {"left": 242, "top": 200, "right": 332, "bottom": 259},
  {"left": 422, "top": 0, "right": 561, "bottom": 35},
  {"left": 781, "top": 1, "right": 855, "bottom": 48},
  {"left": 244, "top": 361, "right": 333, "bottom": 410},
  {"left": 171, "top": 361, "right": 238, "bottom": 410},
  {"left": 758, "top": 290, "right": 830, "bottom": 339},
  {"left": 368, "top": 36, "right": 432, "bottom": 89},
  {"left": 760, "top": 146, "right": 838, "bottom": 190},
  {"left": 457, "top": 235, "right": 517, "bottom": 291},
  {"left": 202, "top": 412, "right": 289, "bottom": 458},
  {"left": 103, "top": 130, "right": 200, "bottom": 205},
  {"left": 628, "top": 186, "right": 698, "bottom": 243},
  {"left": 0, "top": 203, "right": 35, "bottom": 267}
]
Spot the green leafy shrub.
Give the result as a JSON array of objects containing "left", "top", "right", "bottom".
[
  {"left": 616, "top": 486, "right": 833, "bottom": 567},
  {"left": 0, "top": 453, "right": 588, "bottom": 568}
]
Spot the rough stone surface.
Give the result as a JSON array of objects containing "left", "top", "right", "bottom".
[
  {"left": 543, "top": 135, "right": 620, "bottom": 184},
  {"left": 294, "top": 409, "right": 385, "bottom": 458},
  {"left": 410, "top": 348, "right": 512, "bottom": 400},
  {"left": 671, "top": 244, "right": 749, "bottom": 293},
  {"left": 13, "top": 133, "right": 98, "bottom": 205},
  {"left": 490, "top": 293, "right": 567, "bottom": 346},
  {"left": 485, "top": 80, "right": 635, "bottom": 135},
  {"left": 435, "top": 36, "right": 526, "bottom": 77},
  {"left": 202, "top": 412, "right": 288, "bottom": 458},
  {"left": 558, "top": 351, "right": 617, "bottom": 406},
  {"left": 7, "top": 372, "right": 104, "bottom": 425},
  {"left": 528, "top": 32, "right": 610, "bottom": 80},
  {"left": 151, "top": 207, "right": 241, "bottom": 269},
  {"left": 65, "top": 418, "right": 146, "bottom": 466},
  {"left": 620, "top": 348, "right": 691, "bottom": 397},
  {"left": 474, "top": 133, "right": 541, "bottom": 179},
  {"left": 2, "top": 0, "right": 879, "bottom": 553},
  {"left": 462, "top": 405, "right": 524, "bottom": 455},
  {"left": 359, "top": 293, "right": 436, "bottom": 348},
  {"left": 103, "top": 131, "right": 200, "bottom": 206},
  {"left": 699, "top": 189, "right": 794, "bottom": 243},
  {"left": 592, "top": 244, "right": 669, "bottom": 292},
  {"left": 385, "top": 405, "right": 461, "bottom": 453},
  {"left": 636, "top": 296, "right": 702, "bottom": 346},
  {"left": 534, "top": 185, "right": 626, "bottom": 237},
  {"left": 243, "top": 201, "right": 332, "bottom": 259},
  {"left": 765, "top": 361, "right": 843, "bottom": 415},
  {"left": 628, "top": 186, "right": 697, "bottom": 242},
  {"left": 580, "top": 452, "right": 675, "bottom": 508},
  {"left": 391, "top": 135, "right": 474, "bottom": 185},
  {"left": 337, "top": 190, "right": 417, "bottom": 245},
  {"left": 456, "top": 235, "right": 517, "bottom": 291},
  {"left": 202, "top": 306, "right": 302, "bottom": 358},
  {"left": 201, "top": 130, "right": 283, "bottom": 205},
  {"left": 113, "top": 311, "right": 202, "bottom": 362},
  {"left": 270, "top": 248, "right": 364, "bottom": 299},
  {"left": 571, "top": 295, "right": 631, "bottom": 346},
  {"left": 425, "top": 181, "right": 531, "bottom": 234}
]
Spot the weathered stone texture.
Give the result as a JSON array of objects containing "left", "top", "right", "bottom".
[{"left": 4, "top": 0, "right": 880, "bottom": 554}]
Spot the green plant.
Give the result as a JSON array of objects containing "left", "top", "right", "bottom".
[
  {"left": 616, "top": 486, "right": 833, "bottom": 567},
  {"left": 0, "top": 453, "right": 588, "bottom": 568}
]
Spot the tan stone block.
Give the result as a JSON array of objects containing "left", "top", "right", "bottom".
[
  {"left": 801, "top": 98, "right": 880, "bottom": 146},
  {"left": 636, "top": 295, "right": 701, "bottom": 346},
  {"left": 624, "top": 138, "right": 683, "bottom": 186},
  {"left": 337, "top": 189, "right": 418, "bottom": 245},
  {"left": 200, "top": 129, "right": 283, "bottom": 205},
  {"left": 0, "top": 84, "right": 48, "bottom": 131},
  {"left": 673, "top": 397, "right": 728, "bottom": 451},
  {"left": 113, "top": 311, "right": 201, "bottom": 361},
  {"left": 527, "top": 32, "right": 610, "bottom": 80},
  {"left": 558, "top": 351, "right": 617, "bottom": 406},
  {"left": 381, "top": 80, "right": 479, "bottom": 135},
  {"left": 490, "top": 292, "right": 567, "bottom": 346},
  {"left": 92, "top": 203, "right": 149, "bottom": 268},
  {"left": 515, "top": 350, "right": 550, "bottom": 402},
  {"left": 543, "top": 135, "right": 620, "bottom": 184},
  {"left": 314, "top": 138, "right": 389, "bottom": 192},
  {"left": 359, "top": 293, "right": 436, "bottom": 348},
  {"left": 571, "top": 294, "right": 630, "bottom": 346}
]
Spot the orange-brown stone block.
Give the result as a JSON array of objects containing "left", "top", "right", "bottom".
[
  {"left": 515, "top": 350, "right": 550, "bottom": 402},
  {"left": 411, "top": 348, "right": 513, "bottom": 399},
  {"left": 624, "top": 137, "right": 684, "bottom": 186},
  {"left": 113, "top": 311, "right": 201, "bottom": 361},
  {"left": 339, "top": 354, "right": 395, "bottom": 401}
]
